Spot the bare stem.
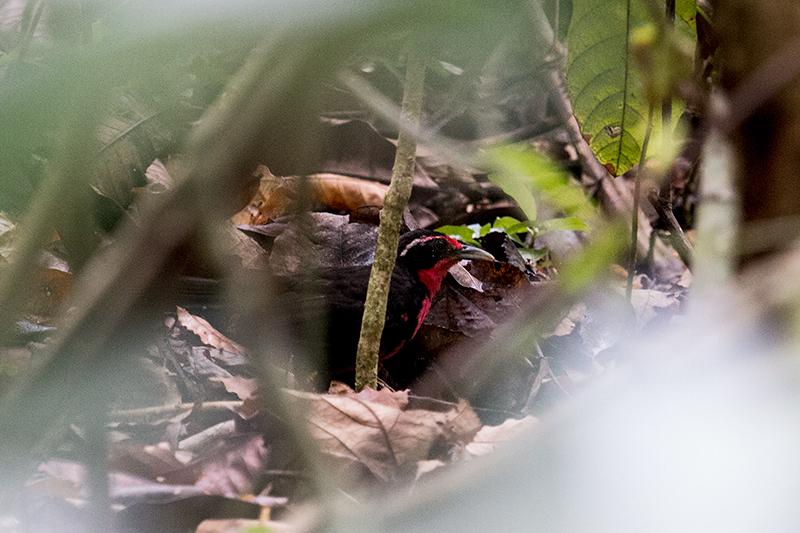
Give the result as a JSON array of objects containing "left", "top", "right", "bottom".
[
  {"left": 626, "top": 104, "right": 655, "bottom": 301},
  {"left": 354, "top": 39, "right": 426, "bottom": 391}
]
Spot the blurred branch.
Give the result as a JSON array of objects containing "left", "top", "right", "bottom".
[
  {"left": 0, "top": 33, "right": 333, "bottom": 505},
  {"left": 693, "top": 93, "right": 740, "bottom": 292},
  {"left": 626, "top": 105, "right": 654, "bottom": 300},
  {"left": 0, "top": 56, "right": 110, "bottom": 343}
]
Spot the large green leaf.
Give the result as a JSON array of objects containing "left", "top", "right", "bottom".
[{"left": 566, "top": 0, "right": 695, "bottom": 175}]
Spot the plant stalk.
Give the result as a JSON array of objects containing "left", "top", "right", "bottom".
[{"left": 355, "top": 39, "right": 426, "bottom": 391}]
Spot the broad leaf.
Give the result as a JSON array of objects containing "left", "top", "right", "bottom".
[
  {"left": 538, "top": 217, "right": 591, "bottom": 233},
  {"left": 567, "top": 0, "right": 695, "bottom": 175},
  {"left": 487, "top": 145, "right": 594, "bottom": 222}
]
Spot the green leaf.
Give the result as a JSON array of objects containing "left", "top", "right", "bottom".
[
  {"left": 487, "top": 153, "right": 537, "bottom": 221},
  {"left": 518, "top": 247, "right": 548, "bottom": 263},
  {"left": 492, "top": 216, "right": 525, "bottom": 231},
  {"left": 507, "top": 232, "right": 528, "bottom": 247},
  {"left": 489, "top": 217, "right": 535, "bottom": 242},
  {"left": 504, "top": 222, "right": 533, "bottom": 236},
  {"left": 436, "top": 225, "right": 480, "bottom": 246},
  {"left": 487, "top": 145, "right": 595, "bottom": 222},
  {"left": 566, "top": 0, "right": 693, "bottom": 175},
  {"left": 538, "top": 217, "right": 591, "bottom": 233},
  {"left": 676, "top": 0, "right": 697, "bottom": 30}
]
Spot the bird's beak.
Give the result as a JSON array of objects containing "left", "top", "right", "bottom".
[{"left": 453, "top": 244, "right": 495, "bottom": 262}]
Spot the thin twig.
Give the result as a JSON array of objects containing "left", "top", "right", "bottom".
[
  {"left": 626, "top": 105, "right": 655, "bottom": 301},
  {"left": 647, "top": 188, "right": 694, "bottom": 267}
]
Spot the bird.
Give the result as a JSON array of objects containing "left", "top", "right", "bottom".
[
  {"left": 277, "top": 228, "right": 495, "bottom": 384},
  {"left": 172, "top": 228, "right": 494, "bottom": 386}
]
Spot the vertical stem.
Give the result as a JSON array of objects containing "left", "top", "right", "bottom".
[
  {"left": 626, "top": 105, "right": 655, "bottom": 301},
  {"left": 660, "top": 0, "right": 676, "bottom": 204},
  {"left": 354, "top": 39, "right": 426, "bottom": 391}
]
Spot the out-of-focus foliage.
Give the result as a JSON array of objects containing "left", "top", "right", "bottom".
[{"left": 486, "top": 144, "right": 595, "bottom": 223}]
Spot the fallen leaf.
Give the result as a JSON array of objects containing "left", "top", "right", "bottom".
[
  {"left": 195, "top": 435, "right": 269, "bottom": 496},
  {"left": 466, "top": 416, "right": 538, "bottom": 457},
  {"left": 196, "top": 518, "right": 291, "bottom": 533},
  {"left": 625, "top": 288, "right": 680, "bottom": 328},
  {"left": 212, "top": 376, "right": 259, "bottom": 402},
  {"left": 287, "top": 389, "right": 479, "bottom": 487},
  {"left": 177, "top": 307, "right": 246, "bottom": 356},
  {"left": 25, "top": 266, "right": 73, "bottom": 317},
  {"left": 308, "top": 173, "right": 388, "bottom": 211}
]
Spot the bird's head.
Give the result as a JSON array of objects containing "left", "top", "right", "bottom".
[{"left": 397, "top": 229, "right": 495, "bottom": 294}]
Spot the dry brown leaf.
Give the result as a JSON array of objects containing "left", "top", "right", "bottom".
[
  {"left": 26, "top": 266, "right": 73, "bottom": 317},
  {"left": 287, "top": 389, "right": 478, "bottom": 486},
  {"left": 443, "top": 399, "right": 482, "bottom": 443},
  {"left": 231, "top": 168, "right": 389, "bottom": 225},
  {"left": 195, "top": 435, "right": 268, "bottom": 496},
  {"left": 109, "top": 442, "right": 187, "bottom": 481},
  {"left": 307, "top": 173, "right": 388, "bottom": 211},
  {"left": 230, "top": 165, "right": 293, "bottom": 225},
  {"left": 328, "top": 384, "right": 409, "bottom": 410},
  {"left": 626, "top": 288, "right": 680, "bottom": 328},
  {"left": 176, "top": 307, "right": 246, "bottom": 356},
  {"left": 189, "top": 347, "right": 233, "bottom": 379}
]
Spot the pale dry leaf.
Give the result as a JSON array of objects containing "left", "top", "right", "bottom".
[
  {"left": 328, "top": 381, "right": 355, "bottom": 395},
  {"left": 177, "top": 306, "right": 246, "bottom": 356},
  {"left": 196, "top": 519, "right": 292, "bottom": 533},
  {"left": 144, "top": 158, "right": 174, "bottom": 190},
  {"left": 414, "top": 459, "right": 446, "bottom": 481},
  {"left": 678, "top": 268, "right": 693, "bottom": 288},
  {"left": 0, "top": 211, "right": 17, "bottom": 261},
  {"left": 443, "top": 399, "right": 482, "bottom": 443},
  {"left": 212, "top": 376, "right": 258, "bottom": 402},
  {"left": 195, "top": 435, "right": 268, "bottom": 496},
  {"left": 626, "top": 289, "right": 680, "bottom": 328},
  {"left": 551, "top": 303, "right": 588, "bottom": 337},
  {"left": 189, "top": 347, "right": 233, "bottom": 379},
  {"left": 466, "top": 416, "right": 538, "bottom": 457},
  {"left": 287, "top": 390, "right": 460, "bottom": 484},
  {"left": 348, "top": 386, "right": 409, "bottom": 409}
]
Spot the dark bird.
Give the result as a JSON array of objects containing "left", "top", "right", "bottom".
[
  {"left": 173, "top": 229, "right": 494, "bottom": 386},
  {"left": 278, "top": 228, "right": 495, "bottom": 383}
]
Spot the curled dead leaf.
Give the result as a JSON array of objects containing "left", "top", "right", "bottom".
[{"left": 231, "top": 167, "right": 389, "bottom": 225}]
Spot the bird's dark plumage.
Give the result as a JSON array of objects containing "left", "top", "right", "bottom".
[
  {"left": 173, "top": 229, "right": 494, "bottom": 386},
  {"left": 278, "top": 229, "right": 494, "bottom": 382}
]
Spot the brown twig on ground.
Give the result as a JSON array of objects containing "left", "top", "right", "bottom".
[{"left": 647, "top": 188, "right": 695, "bottom": 268}]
